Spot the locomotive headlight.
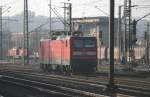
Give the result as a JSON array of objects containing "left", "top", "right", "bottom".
[
  {"left": 73, "top": 51, "right": 82, "bottom": 55},
  {"left": 86, "top": 51, "right": 96, "bottom": 55}
]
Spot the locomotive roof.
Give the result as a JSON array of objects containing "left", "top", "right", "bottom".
[
  {"left": 40, "top": 36, "right": 96, "bottom": 41},
  {"left": 40, "top": 38, "right": 51, "bottom": 42}
]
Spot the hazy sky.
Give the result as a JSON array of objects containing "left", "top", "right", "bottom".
[{"left": 1, "top": 0, "right": 150, "bottom": 19}]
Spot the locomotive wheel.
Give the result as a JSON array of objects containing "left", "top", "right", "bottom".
[
  {"left": 44, "top": 64, "right": 47, "bottom": 72},
  {"left": 63, "top": 65, "right": 72, "bottom": 76},
  {"left": 40, "top": 64, "right": 42, "bottom": 69},
  {"left": 56, "top": 65, "right": 60, "bottom": 72},
  {"left": 41, "top": 64, "right": 45, "bottom": 72},
  {"left": 56, "top": 65, "right": 63, "bottom": 73},
  {"left": 67, "top": 65, "right": 72, "bottom": 76},
  {"left": 43, "top": 64, "right": 48, "bottom": 73},
  {"left": 62, "top": 66, "right": 66, "bottom": 75},
  {"left": 47, "top": 64, "right": 52, "bottom": 73},
  {"left": 45, "top": 64, "right": 49, "bottom": 73},
  {"left": 59, "top": 65, "right": 64, "bottom": 73},
  {"left": 42, "top": 64, "right": 45, "bottom": 72},
  {"left": 40, "top": 64, "right": 45, "bottom": 72}
]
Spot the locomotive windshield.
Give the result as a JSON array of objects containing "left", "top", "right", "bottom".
[
  {"left": 72, "top": 38, "right": 96, "bottom": 48},
  {"left": 85, "top": 39, "right": 95, "bottom": 48},
  {"left": 73, "top": 40, "right": 84, "bottom": 48}
]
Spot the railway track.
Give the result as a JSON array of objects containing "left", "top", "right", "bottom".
[
  {"left": 0, "top": 76, "right": 73, "bottom": 97},
  {"left": 0, "top": 75, "right": 106, "bottom": 97},
  {"left": 1, "top": 64, "right": 150, "bottom": 89},
  {"left": 0, "top": 66, "right": 150, "bottom": 97},
  {"left": 0, "top": 67, "right": 150, "bottom": 97}
]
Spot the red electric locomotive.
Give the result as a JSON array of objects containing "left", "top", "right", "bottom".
[{"left": 39, "top": 36, "right": 97, "bottom": 74}]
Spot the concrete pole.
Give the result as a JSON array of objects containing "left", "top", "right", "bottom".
[
  {"left": 97, "top": 25, "right": 100, "bottom": 65},
  {"left": 49, "top": 0, "right": 52, "bottom": 65},
  {"left": 69, "top": 3, "right": 72, "bottom": 35},
  {"left": 146, "top": 22, "right": 149, "bottom": 66},
  {"left": 23, "top": 0, "right": 29, "bottom": 65},
  {"left": 105, "top": 0, "right": 118, "bottom": 96},
  {"left": 49, "top": 0, "right": 51, "bottom": 38},
  {"left": 109, "top": 0, "right": 115, "bottom": 89},
  {"left": 118, "top": 6, "right": 122, "bottom": 62},
  {"left": 0, "top": 7, "right": 3, "bottom": 60},
  {"left": 64, "top": 3, "right": 66, "bottom": 31}
]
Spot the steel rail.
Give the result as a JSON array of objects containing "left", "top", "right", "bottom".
[
  {"left": 1, "top": 67, "right": 150, "bottom": 88},
  {"left": 0, "top": 75, "right": 106, "bottom": 97},
  {"left": 0, "top": 69, "right": 150, "bottom": 97},
  {"left": 1, "top": 64, "right": 150, "bottom": 84}
]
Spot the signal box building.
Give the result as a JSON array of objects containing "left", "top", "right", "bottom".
[{"left": 72, "top": 16, "right": 119, "bottom": 47}]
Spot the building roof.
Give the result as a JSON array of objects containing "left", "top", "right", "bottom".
[{"left": 72, "top": 16, "right": 118, "bottom": 23}]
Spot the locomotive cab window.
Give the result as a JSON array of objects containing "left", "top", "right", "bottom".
[
  {"left": 84, "top": 39, "right": 95, "bottom": 48},
  {"left": 73, "top": 40, "right": 83, "bottom": 48}
]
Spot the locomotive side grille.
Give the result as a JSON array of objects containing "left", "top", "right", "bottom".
[
  {"left": 72, "top": 51, "right": 96, "bottom": 56},
  {"left": 73, "top": 51, "right": 82, "bottom": 55},
  {"left": 72, "top": 59, "right": 97, "bottom": 65},
  {"left": 85, "top": 51, "right": 96, "bottom": 55}
]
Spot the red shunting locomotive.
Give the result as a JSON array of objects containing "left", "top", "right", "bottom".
[{"left": 39, "top": 36, "right": 98, "bottom": 74}]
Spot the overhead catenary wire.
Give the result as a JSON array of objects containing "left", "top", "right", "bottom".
[
  {"left": 51, "top": 8, "right": 68, "bottom": 25},
  {"left": 95, "top": 6, "right": 109, "bottom": 16},
  {"left": 73, "top": 0, "right": 102, "bottom": 6}
]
